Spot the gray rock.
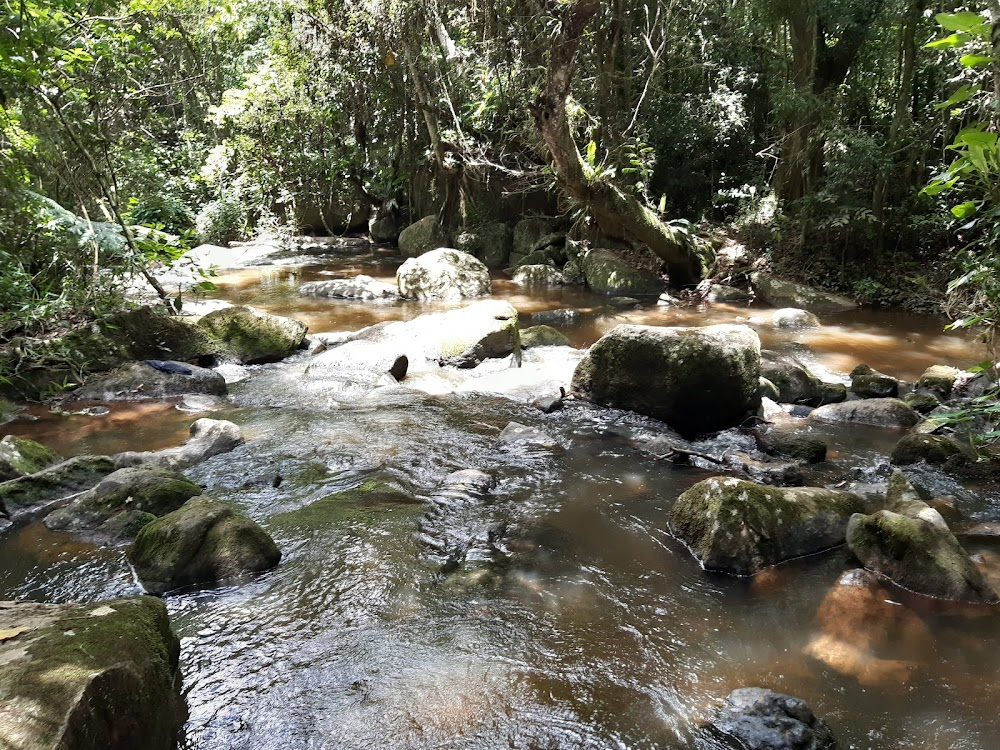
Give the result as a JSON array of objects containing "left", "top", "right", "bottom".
[
  {"left": 850, "top": 364, "right": 899, "bottom": 399},
  {"left": 43, "top": 466, "right": 201, "bottom": 538},
  {"left": 176, "top": 394, "right": 227, "bottom": 413},
  {"left": 298, "top": 276, "right": 399, "bottom": 300},
  {"left": 455, "top": 222, "right": 512, "bottom": 268},
  {"left": 530, "top": 395, "right": 564, "bottom": 414},
  {"left": 114, "top": 418, "right": 244, "bottom": 471},
  {"left": 521, "top": 325, "right": 572, "bottom": 349},
  {"left": 398, "top": 215, "right": 451, "bottom": 258},
  {"left": 441, "top": 469, "right": 496, "bottom": 494},
  {"left": 771, "top": 307, "right": 821, "bottom": 329},
  {"left": 0, "top": 435, "right": 60, "bottom": 482},
  {"left": 668, "top": 476, "right": 864, "bottom": 575},
  {"left": 902, "top": 391, "right": 941, "bottom": 414},
  {"left": 0, "top": 455, "right": 116, "bottom": 522},
  {"left": 397, "top": 248, "right": 492, "bottom": 300},
  {"left": 709, "top": 687, "right": 838, "bottom": 750},
  {"left": 917, "top": 365, "right": 961, "bottom": 398},
  {"left": 512, "top": 217, "right": 557, "bottom": 258},
  {"left": 197, "top": 305, "right": 307, "bottom": 364},
  {"left": 129, "top": 496, "right": 281, "bottom": 594},
  {"left": 810, "top": 399, "right": 919, "bottom": 428},
  {"left": 760, "top": 351, "right": 823, "bottom": 406},
  {"left": 561, "top": 259, "right": 586, "bottom": 285},
  {"left": 709, "top": 284, "right": 751, "bottom": 304},
  {"left": 751, "top": 273, "right": 857, "bottom": 313},
  {"left": 68, "top": 360, "right": 227, "bottom": 402},
  {"left": 582, "top": 248, "right": 664, "bottom": 295},
  {"left": 531, "top": 308, "right": 580, "bottom": 326},
  {"left": 370, "top": 214, "right": 401, "bottom": 243},
  {"left": 572, "top": 324, "right": 761, "bottom": 436},
  {"left": 512, "top": 264, "right": 564, "bottom": 286},
  {"left": 890, "top": 434, "right": 964, "bottom": 466},
  {"left": 499, "top": 422, "right": 557, "bottom": 448},
  {"left": 0, "top": 597, "right": 184, "bottom": 750},
  {"left": 768, "top": 434, "right": 828, "bottom": 464}
]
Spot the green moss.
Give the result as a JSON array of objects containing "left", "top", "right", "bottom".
[
  {"left": 0, "top": 436, "right": 60, "bottom": 481},
  {"left": 0, "top": 455, "right": 115, "bottom": 518}
]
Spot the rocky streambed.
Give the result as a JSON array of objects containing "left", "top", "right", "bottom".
[{"left": 0, "top": 239, "right": 998, "bottom": 750}]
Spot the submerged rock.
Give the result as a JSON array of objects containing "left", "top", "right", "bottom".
[
  {"left": 771, "top": 307, "right": 821, "bottom": 329},
  {"left": 0, "top": 597, "right": 184, "bottom": 750},
  {"left": 751, "top": 273, "right": 857, "bottom": 313},
  {"left": 44, "top": 466, "right": 201, "bottom": 539},
  {"left": 767, "top": 434, "right": 828, "bottom": 464},
  {"left": 197, "top": 305, "right": 307, "bottom": 364},
  {"left": 115, "top": 418, "right": 244, "bottom": 471},
  {"left": 0, "top": 435, "right": 60, "bottom": 481},
  {"left": 129, "top": 496, "right": 281, "bottom": 594},
  {"left": 298, "top": 276, "right": 398, "bottom": 300},
  {"left": 520, "top": 325, "right": 572, "bottom": 349},
  {"left": 810, "top": 398, "right": 919, "bottom": 429},
  {"left": 397, "top": 248, "right": 492, "bottom": 300},
  {"left": 67, "top": 360, "right": 227, "bottom": 402},
  {"left": 398, "top": 215, "right": 451, "bottom": 258},
  {"left": 581, "top": 248, "right": 664, "bottom": 295},
  {"left": 499, "top": 422, "right": 557, "bottom": 448},
  {"left": 571, "top": 324, "right": 760, "bottom": 436},
  {"left": 668, "top": 476, "right": 863, "bottom": 575},
  {"left": 708, "top": 687, "right": 838, "bottom": 750},
  {"left": 0, "top": 455, "right": 116, "bottom": 523}
]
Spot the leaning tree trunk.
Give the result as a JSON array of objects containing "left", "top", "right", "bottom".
[{"left": 529, "top": 0, "right": 712, "bottom": 287}]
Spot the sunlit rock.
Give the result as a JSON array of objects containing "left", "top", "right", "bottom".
[
  {"left": 751, "top": 272, "right": 857, "bottom": 312},
  {"left": 67, "top": 360, "right": 227, "bottom": 402},
  {"left": 0, "top": 455, "right": 116, "bottom": 523},
  {"left": 397, "top": 248, "right": 492, "bottom": 300},
  {"left": 298, "top": 276, "right": 399, "bottom": 300},
  {"left": 809, "top": 398, "right": 919, "bottom": 428},
  {"left": 771, "top": 307, "right": 820, "bottom": 329},
  {"left": 0, "top": 435, "right": 60, "bottom": 482},
  {"left": 512, "top": 264, "right": 564, "bottom": 287},
  {"left": 398, "top": 215, "right": 451, "bottom": 259},
  {"left": 581, "top": 248, "right": 664, "bottom": 295},
  {"left": 114, "top": 418, "right": 244, "bottom": 471},
  {"left": 196, "top": 305, "right": 307, "bottom": 364},
  {"left": 706, "top": 687, "right": 838, "bottom": 750}
]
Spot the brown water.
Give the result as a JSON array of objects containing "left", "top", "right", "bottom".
[{"left": 1, "top": 247, "right": 998, "bottom": 750}]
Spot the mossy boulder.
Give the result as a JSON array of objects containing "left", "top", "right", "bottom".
[
  {"left": 520, "top": 325, "right": 572, "bottom": 349},
  {"left": 397, "top": 248, "right": 492, "bottom": 300},
  {"left": 846, "top": 510, "right": 998, "bottom": 603},
  {"left": 0, "top": 596, "right": 184, "bottom": 750},
  {"left": 561, "top": 259, "right": 585, "bottom": 285},
  {"left": 890, "top": 434, "right": 964, "bottom": 466},
  {"left": 917, "top": 365, "right": 961, "bottom": 398},
  {"left": 0, "top": 435, "right": 60, "bottom": 481},
  {"left": 44, "top": 466, "right": 201, "bottom": 538},
  {"left": 750, "top": 273, "right": 857, "bottom": 313},
  {"left": 760, "top": 351, "right": 823, "bottom": 405},
  {"left": 512, "top": 216, "right": 557, "bottom": 259},
  {"left": 129, "top": 496, "right": 281, "bottom": 594},
  {"left": 455, "top": 222, "right": 512, "bottom": 268},
  {"left": 818, "top": 382, "right": 848, "bottom": 405},
  {"left": 668, "top": 477, "right": 864, "bottom": 575},
  {"left": 850, "top": 364, "right": 899, "bottom": 399},
  {"left": 398, "top": 215, "right": 451, "bottom": 259},
  {"left": 67, "top": 360, "right": 227, "bottom": 402},
  {"left": 581, "top": 248, "right": 664, "bottom": 295},
  {"left": 0, "top": 455, "right": 116, "bottom": 522},
  {"left": 196, "top": 305, "right": 307, "bottom": 364},
  {"left": 902, "top": 391, "right": 941, "bottom": 414},
  {"left": 810, "top": 398, "right": 919, "bottom": 429},
  {"left": 572, "top": 324, "right": 761, "bottom": 436},
  {"left": 769, "top": 434, "right": 828, "bottom": 463},
  {"left": 512, "top": 265, "right": 564, "bottom": 287}
]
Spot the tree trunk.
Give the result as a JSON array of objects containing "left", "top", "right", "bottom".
[{"left": 530, "top": 0, "right": 711, "bottom": 287}]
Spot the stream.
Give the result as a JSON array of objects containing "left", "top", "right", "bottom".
[{"left": 2, "top": 243, "right": 998, "bottom": 749}]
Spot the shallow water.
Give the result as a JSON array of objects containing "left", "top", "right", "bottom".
[{"left": 1, "top": 247, "right": 998, "bottom": 749}]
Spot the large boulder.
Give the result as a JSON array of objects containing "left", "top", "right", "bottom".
[
  {"left": 751, "top": 273, "right": 857, "bottom": 313},
  {"left": 520, "top": 325, "right": 572, "bottom": 349},
  {"left": 0, "top": 435, "right": 60, "bottom": 482},
  {"left": 398, "top": 215, "right": 451, "bottom": 258},
  {"left": 44, "top": 466, "right": 201, "bottom": 539},
  {"left": 581, "top": 248, "right": 664, "bottom": 295},
  {"left": 512, "top": 264, "right": 564, "bottom": 287},
  {"left": 455, "top": 222, "right": 512, "bottom": 268},
  {"left": 760, "top": 351, "right": 823, "bottom": 406},
  {"left": 512, "top": 217, "right": 557, "bottom": 260},
  {"left": 129, "top": 496, "right": 281, "bottom": 594},
  {"left": 571, "top": 324, "right": 760, "bottom": 436},
  {"left": 771, "top": 308, "right": 821, "bottom": 329},
  {"left": 668, "top": 477, "right": 864, "bottom": 575},
  {"left": 298, "top": 276, "right": 398, "bottom": 300},
  {"left": 707, "top": 687, "right": 838, "bottom": 750},
  {"left": 0, "top": 597, "right": 183, "bottom": 750},
  {"left": 810, "top": 398, "right": 919, "bottom": 429},
  {"left": 0, "top": 455, "right": 116, "bottom": 523},
  {"left": 196, "top": 305, "right": 307, "bottom": 364},
  {"left": 67, "top": 360, "right": 227, "bottom": 402},
  {"left": 890, "top": 434, "right": 964, "bottom": 466},
  {"left": 114, "top": 418, "right": 244, "bottom": 471},
  {"left": 917, "top": 365, "right": 961, "bottom": 398},
  {"left": 397, "top": 248, "right": 492, "bottom": 300}
]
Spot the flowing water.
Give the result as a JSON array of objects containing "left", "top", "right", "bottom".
[{"left": 2, "top": 245, "right": 998, "bottom": 749}]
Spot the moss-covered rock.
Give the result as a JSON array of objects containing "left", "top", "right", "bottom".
[
  {"left": 668, "top": 476, "right": 864, "bottom": 575},
  {"left": 810, "top": 398, "right": 919, "bottom": 428},
  {"left": 44, "top": 466, "right": 201, "bottom": 538},
  {"left": 0, "top": 435, "right": 61, "bottom": 481},
  {"left": 320, "top": 478, "right": 421, "bottom": 507},
  {"left": 129, "top": 496, "right": 281, "bottom": 594},
  {"left": 0, "top": 596, "right": 184, "bottom": 750},
  {"left": 750, "top": 273, "right": 857, "bottom": 312},
  {"left": 581, "top": 248, "right": 664, "bottom": 295},
  {"left": 455, "top": 222, "right": 512, "bottom": 268},
  {"left": 561, "top": 259, "right": 585, "bottom": 285},
  {"left": 67, "top": 360, "right": 227, "bottom": 402},
  {"left": 512, "top": 265, "right": 564, "bottom": 287},
  {"left": 760, "top": 351, "right": 823, "bottom": 405},
  {"left": 769, "top": 434, "right": 828, "bottom": 463},
  {"left": 818, "top": 382, "right": 848, "bottom": 405},
  {"left": 850, "top": 364, "right": 900, "bottom": 399},
  {"left": 197, "top": 305, "right": 307, "bottom": 364},
  {"left": 520, "top": 325, "right": 572, "bottom": 348},
  {"left": 398, "top": 215, "right": 451, "bottom": 259},
  {"left": 890, "top": 434, "right": 964, "bottom": 466},
  {"left": 902, "top": 391, "right": 941, "bottom": 414},
  {"left": 397, "top": 248, "right": 492, "bottom": 300},
  {"left": 917, "top": 365, "right": 961, "bottom": 398},
  {"left": 512, "top": 216, "right": 557, "bottom": 258},
  {"left": 846, "top": 510, "right": 998, "bottom": 603},
  {"left": 572, "top": 324, "right": 760, "bottom": 436},
  {"left": 0, "top": 455, "right": 116, "bottom": 522}
]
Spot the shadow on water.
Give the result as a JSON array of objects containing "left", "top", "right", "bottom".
[{"left": 0, "top": 247, "right": 998, "bottom": 750}]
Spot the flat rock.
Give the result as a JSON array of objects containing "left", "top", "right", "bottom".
[
  {"left": 68, "top": 360, "right": 227, "bottom": 402},
  {"left": 114, "top": 418, "right": 244, "bottom": 471},
  {"left": 810, "top": 398, "right": 919, "bottom": 428},
  {"left": 298, "top": 276, "right": 398, "bottom": 300},
  {"left": 0, "top": 455, "right": 116, "bottom": 523}
]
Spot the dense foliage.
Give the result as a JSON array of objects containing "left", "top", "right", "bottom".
[{"left": 2, "top": 0, "right": 1000, "bottom": 333}]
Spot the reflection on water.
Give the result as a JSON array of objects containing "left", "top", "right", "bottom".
[{"left": 0, "top": 247, "right": 997, "bottom": 750}]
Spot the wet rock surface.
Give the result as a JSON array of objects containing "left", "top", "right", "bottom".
[
  {"left": 298, "top": 276, "right": 398, "bottom": 300},
  {"left": 197, "top": 305, "right": 307, "bottom": 364},
  {"left": 707, "top": 687, "right": 838, "bottom": 750},
  {"left": 810, "top": 398, "right": 919, "bottom": 428},
  {"left": 68, "top": 360, "right": 227, "bottom": 402},
  {"left": 115, "top": 418, "right": 244, "bottom": 471},
  {"left": 0, "top": 435, "right": 60, "bottom": 481},
  {"left": 0, "top": 455, "right": 116, "bottom": 523}
]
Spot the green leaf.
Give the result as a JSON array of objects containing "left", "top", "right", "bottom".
[
  {"left": 926, "top": 32, "right": 972, "bottom": 50},
  {"left": 585, "top": 140, "right": 597, "bottom": 168},
  {"left": 936, "top": 12, "right": 991, "bottom": 35},
  {"left": 935, "top": 84, "right": 980, "bottom": 111},
  {"left": 960, "top": 54, "right": 994, "bottom": 69},
  {"left": 951, "top": 201, "right": 978, "bottom": 219}
]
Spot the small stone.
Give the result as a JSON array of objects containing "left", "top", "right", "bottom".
[{"left": 499, "top": 422, "right": 557, "bottom": 448}]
